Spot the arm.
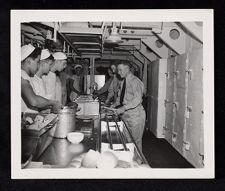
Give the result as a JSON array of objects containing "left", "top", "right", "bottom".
[
  {"left": 95, "top": 78, "right": 113, "bottom": 95},
  {"left": 105, "top": 79, "right": 115, "bottom": 102},
  {"left": 21, "top": 78, "right": 62, "bottom": 111},
  {"left": 111, "top": 84, "right": 121, "bottom": 108}
]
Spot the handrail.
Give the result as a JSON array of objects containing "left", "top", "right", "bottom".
[
  {"left": 114, "top": 115, "right": 149, "bottom": 165},
  {"left": 114, "top": 119, "right": 128, "bottom": 151},
  {"left": 106, "top": 117, "right": 113, "bottom": 150}
]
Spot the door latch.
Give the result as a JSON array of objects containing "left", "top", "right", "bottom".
[
  {"left": 185, "top": 69, "right": 193, "bottom": 80},
  {"left": 185, "top": 106, "right": 192, "bottom": 118},
  {"left": 164, "top": 99, "right": 172, "bottom": 107},
  {"left": 183, "top": 141, "right": 191, "bottom": 151},
  {"left": 162, "top": 126, "right": 168, "bottom": 135},
  {"left": 173, "top": 70, "right": 180, "bottom": 79},
  {"left": 165, "top": 72, "right": 170, "bottom": 79},
  {"left": 173, "top": 102, "right": 179, "bottom": 111},
  {"left": 199, "top": 153, "right": 204, "bottom": 166},
  {"left": 172, "top": 132, "right": 177, "bottom": 142}
]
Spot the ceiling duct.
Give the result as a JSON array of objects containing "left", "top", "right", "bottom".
[{"left": 104, "top": 22, "right": 123, "bottom": 44}]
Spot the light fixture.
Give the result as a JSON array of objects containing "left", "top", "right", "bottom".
[{"left": 104, "top": 22, "right": 123, "bottom": 44}]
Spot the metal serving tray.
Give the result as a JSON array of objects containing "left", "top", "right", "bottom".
[{"left": 21, "top": 113, "right": 58, "bottom": 165}]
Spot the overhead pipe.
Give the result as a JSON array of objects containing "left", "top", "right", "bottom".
[
  {"left": 63, "top": 41, "right": 66, "bottom": 52},
  {"left": 101, "top": 22, "right": 106, "bottom": 55},
  {"left": 67, "top": 45, "right": 70, "bottom": 54},
  {"left": 53, "top": 22, "right": 58, "bottom": 42},
  {"left": 59, "top": 32, "right": 81, "bottom": 57}
]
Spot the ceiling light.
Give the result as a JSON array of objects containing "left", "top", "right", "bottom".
[{"left": 104, "top": 23, "right": 123, "bottom": 44}]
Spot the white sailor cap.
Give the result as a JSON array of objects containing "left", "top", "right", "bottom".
[
  {"left": 74, "top": 64, "right": 82, "bottom": 69},
  {"left": 52, "top": 52, "right": 67, "bottom": 60},
  {"left": 40, "top": 49, "right": 51, "bottom": 60},
  {"left": 21, "top": 44, "right": 35, "bottom": 61}
]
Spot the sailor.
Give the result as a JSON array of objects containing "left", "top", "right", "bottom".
[
  {"left": 42, "top": 52, "right": 67, "bottom": 104},
  {"left": 68, "top": 64, "right": 83, "bottom": 101},
  {"left": 30, "top": 49, "right": 54, "bottom": 98},
  {"left": 105, "top": 64, "right": 120, "bottom": 105},
  {"left": 21, "top": 44, "right": 62, "bottom": 113}
]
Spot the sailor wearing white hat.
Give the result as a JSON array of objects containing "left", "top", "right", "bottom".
[
  {"left": 21, "top": 44, "right": 62, "bottom": 113},
  {"left": 42, "top": 52, "right": 67, "bottom": 103},
  {"left": 21, "top": 44, "right": 40, "bottom": 78},
  {"left": 68, "top": 64, "right": 83, "bottom": 101},
  {"left": 30, "top": 49, "right": 54, "bottom": 100},
  {"left": 21, "top": 44, "right": 35, "bottom": 62},
  {"left": 74, "top": 64, "right": 82, "bottom": 70}
]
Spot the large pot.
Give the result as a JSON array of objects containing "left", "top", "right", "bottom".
[{"left": 54, "top": 106, "right": 77, "bottom": 138}]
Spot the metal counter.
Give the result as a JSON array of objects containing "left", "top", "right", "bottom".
[
  {"left": 34, "top": 116, "right": 99, "bottom": 167},
  {"left": 22, "top": 113, "right": 150, "bottom": 168}
]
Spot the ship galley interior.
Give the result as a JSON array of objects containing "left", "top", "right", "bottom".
[{"left": 20, "top": 21, "right": 203, "bottom": 169}]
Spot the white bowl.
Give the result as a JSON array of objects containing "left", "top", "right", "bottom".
[{"left": 67, "top": 132, "right": 84, "bottom": 144}]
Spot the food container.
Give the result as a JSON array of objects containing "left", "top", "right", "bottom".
[
  {"left": 54, "top": 106, "right": 76, "bottom": 138},
  {"left": 76, "top": 100, "right": 99, "bottom": 115}
]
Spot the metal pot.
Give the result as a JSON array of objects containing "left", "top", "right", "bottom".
[{"left": 54, "top": 106, "right": 76, "bottom": 138}]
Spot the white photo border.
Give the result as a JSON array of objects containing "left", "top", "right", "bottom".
[{"left": 11, "top": 9, "right": 214, "bottom": 179}]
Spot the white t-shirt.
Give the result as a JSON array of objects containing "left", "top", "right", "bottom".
[
  {"left": 55, "top": 76, "right": 62, "bottom": 104},
  {"left": 30, "top": 75, "right": 46, "bottom": 98},
  {"left": 42, "top": 71, "right": 57, "bottom": 100}
]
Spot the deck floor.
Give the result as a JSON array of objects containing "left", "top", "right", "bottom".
[{"left": 142, "top": 130, "right": 194, "bottom": 168}]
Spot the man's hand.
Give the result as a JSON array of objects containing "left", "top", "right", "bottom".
[
  {"left": 115, "top": 106, "right": 126, "bottom": 115},
  {"left": 92, "top": 90, "right": 98, "bottom": 99},
  {"left": 39, "top": 109, "right": 51, "bottom": 114},
  {"left": 93, "top": 94, "right": 98, "bottom": 100}
]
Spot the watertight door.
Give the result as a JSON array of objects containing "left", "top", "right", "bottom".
[
  {"left": 172, "top": 54, "right": 187, "bottom": 155},
  {"left": 164, "top": 57, "right": 175, "bottom": 144},
  {"left": 183, "top": 49, "right": 204, "bottom": 168}
]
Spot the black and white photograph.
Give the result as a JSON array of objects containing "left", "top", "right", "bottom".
[{"left": 11, "top": 10, "right": 214, "bottom": 179}]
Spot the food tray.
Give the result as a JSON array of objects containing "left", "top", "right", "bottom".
[
  {"left": 21, "top": 113, "right": 58, "bottom": 165},
  {"left": 22, "top": 113, "right": 58, "bottom": 138}
]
